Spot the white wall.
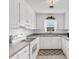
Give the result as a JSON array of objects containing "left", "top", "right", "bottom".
[{"left": 36, "top": 13, "right": 65, "bottom": 29}]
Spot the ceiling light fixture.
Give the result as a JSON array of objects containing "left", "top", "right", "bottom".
[{"left": 48, "top": 0, "right": 58, "bottom": 8}]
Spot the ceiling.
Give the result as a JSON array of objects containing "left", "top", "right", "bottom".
[{"left": 25, "top": 0, "right": 69, "bottom": 13}]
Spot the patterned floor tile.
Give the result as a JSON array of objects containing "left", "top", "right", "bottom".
[
  {"left": 36, "top": 55, "right": 66, "bottom": 59},
  {"left": 38, "top": 49, "right": 64, "bottom": 56}
]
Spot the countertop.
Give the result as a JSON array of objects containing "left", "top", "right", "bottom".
[
  {"left": 9, "top": 31, "right": 69, "bottom": 57},
  {"left": 27, "top": 33, "right": 69, "bottom": 41},
  {"left": 9, "top": 38, "right": 36, "bottom": 57},
  {"left": 9, "top": 41, "right": 29, "bottom": 57}
]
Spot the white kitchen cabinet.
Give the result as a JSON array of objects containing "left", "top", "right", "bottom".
[
  {"left": 19, "top": 45, "right": 29, "bottom": 59},
  {"left": 61, "top": 38, "right": 69, "bottom": 59},
  {"left": 20, "top": 0, "right": 36, "bottom": 29},
  {"left": 61, "top": 38, "right": 66, "bottom": 55},
  {"left": 65, "top": 11, "right": 69, "bottom": 29},
  {"left": 30, "top": 38, "right": 39, "bottom": 59},
  {"left": 9, "top": 0, "right": 19, "bottom": 30},
  {"left": 10, "top": 45, "right": 29, "bottom": 59},
  {"left": 66, "top": 39, "right": 69, "bottom": 59},
  {"left": 39, "top": 37, "right": 62, "bottom": 49}
]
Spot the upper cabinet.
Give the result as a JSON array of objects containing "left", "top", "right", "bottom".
[
  {"left": 65, "top": 11, "right": 69, "bottom": 29},
  {"left": 9, "top": 0, "right": 36, "bottom": 31},
  {"left": 20, "top": 0, "right": 36, "bottom": 29},
  {"left": 9, "top": 0, "right": 19, "bottom": 30}
]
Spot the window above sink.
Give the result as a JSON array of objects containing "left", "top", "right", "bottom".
[{"left": 44, "top": 16, "right": 57, "bottom": 32}]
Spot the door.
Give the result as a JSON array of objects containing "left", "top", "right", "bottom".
[{"left": 19, "top": 46, "right": 29, "bottom": 59}]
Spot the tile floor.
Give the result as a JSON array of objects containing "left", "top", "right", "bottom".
[{"left": 36, "top": 49, "right": 66, "bottom": 59}]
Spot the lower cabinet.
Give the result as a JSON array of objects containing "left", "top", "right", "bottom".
[
  {"left": 19, "top": 46, "right": 29, "bottom": 59},
  {"left": 61, "top": 38, "right": 69, "bottom": 59},
  {"left": 62, "top": 38, "right": 66, "bottom": 55},
  {"left": 39, "top": 37, "right": 62, "bottom": 49},
  {"left": 10, "top": 45, "right": 29, "bottom": 59},
  {"left": 65, "top": 39, "right": 69, "bottom": 59},
  {"left": 10, "top": 38, "right": 39, "bottom": 59}
]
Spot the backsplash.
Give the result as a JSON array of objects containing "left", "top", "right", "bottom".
[{"left": 30, "top": 29, "right": 69, "bottom": 33}]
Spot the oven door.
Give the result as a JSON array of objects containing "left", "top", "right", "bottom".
[{"left": 30, "top": 38, "right": 39, "bottom": 59}]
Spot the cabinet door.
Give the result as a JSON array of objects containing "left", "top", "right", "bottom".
[
  {"left": 20, "top": 0, "right": 30, "bottom": 24},
  {"left": 20, "top": 0, "right": 31, "bottom": 29},
  {"left": 40, "top": 37, "right": 61, "bottom": 49},
  {"left": 62, "top": 38, "right": 66, "bottom": 55},
  {"left": 20, "top": 0, "right": 36, "bottom": 29},
  {"left": 9, "top": 0, "right": 19, "bottom": 29},
  {"left": 19, "top": 46, "right": 29, "bottom": 59},
  {"left": 66, "top": 40, "right": 69, "bottom": 59},
  {"left": 65, "top": 11, "right": 69, "bottom": 29},
  {"left": 19, "top": 51, "right": 29, "bottom": 59},
  {"left": 51, "top": 37, "right": 61, "bottom": 49}
]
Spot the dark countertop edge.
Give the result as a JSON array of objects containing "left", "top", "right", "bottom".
[
  {"left": 28, "top": 33, "right": 67, "bottom": 36},
  {"left": 27, "top": 33, "right": 69, "bottom": 41}
]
